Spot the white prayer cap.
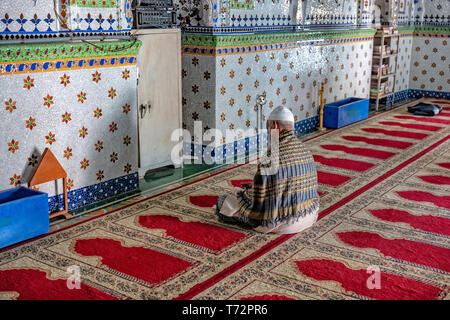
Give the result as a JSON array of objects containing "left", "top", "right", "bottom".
[{"left": 267, "top": 106, "right": 294, "bottom": 123}]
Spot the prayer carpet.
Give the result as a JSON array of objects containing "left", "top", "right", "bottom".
[{"left": 0, "top": 99, "right": 449, "bottom": 300}]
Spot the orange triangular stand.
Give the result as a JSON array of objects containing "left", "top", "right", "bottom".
[{"left": 28, "top": 148, "right": 72, "bottom": 220}]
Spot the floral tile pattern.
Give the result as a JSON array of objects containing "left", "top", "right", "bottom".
[
  {"left": 0, "top": 40, "right": 141, "bottom": 213},
  {"left": 409, "top": 32, "right": 449, "bottom": 93},
  {"left": 181, "top": 29, "right": 377, "bottom": 158}
]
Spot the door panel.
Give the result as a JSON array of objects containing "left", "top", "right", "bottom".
[{"left": 135, "top": 29, "right": 182, "bottom": 175}]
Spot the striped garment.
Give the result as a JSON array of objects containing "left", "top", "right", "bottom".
[{"left": 235, "top": 130, "right": 319, "bottom": 228}]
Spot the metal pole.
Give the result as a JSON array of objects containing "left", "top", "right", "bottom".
[
  {"left": 319, "top": 82, "right": 325, "bottom": 131},
  {"left": 256, "top": 93, "right": 267, "bottom": 151}
]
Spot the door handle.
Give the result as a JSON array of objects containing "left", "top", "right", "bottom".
[
  {"left": 140, "top": 104, "right": 147, "bottom": 119},
  {"left": 140, "top": 103, "right": 152, "bottom": 118}
]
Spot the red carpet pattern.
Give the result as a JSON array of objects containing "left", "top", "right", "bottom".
[{"left": 0, "top": 99, "right": 449, "bottom": 300}]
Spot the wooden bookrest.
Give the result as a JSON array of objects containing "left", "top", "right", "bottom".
[{"left": 28, "top": 148, "right": 72, "bottom": 219}]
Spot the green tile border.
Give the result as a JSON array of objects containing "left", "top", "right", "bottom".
[
  {"left": 397, "top": 26, "right": 416, "bottom": 34},
  {"left": 73, "top": 0, "right": 118, "bottom": 8},
  {"left": 413, "top": 25, "right": 450, "bottom": 35},
  {"left": 182, "top": 28, "right": 378, "bottom": 47},
  {"left": 0, "top": 40, "right": 142, "bottom": 63},
  {"left": 230, "top": 0, "right": 255, "bottom": 10},
  {"left": 182, "top": 26, "right": 450, "bottom": 48},
  {"left": 398, "top": 25, "right": 450, "bottom": 35}
]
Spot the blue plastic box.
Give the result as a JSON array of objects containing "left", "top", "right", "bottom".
[
  {"left": 0, "top": 187, "right": 49, "bottom": 249},
  {"left": 323, "top": 97, "right": 369, "bottom": 129}
]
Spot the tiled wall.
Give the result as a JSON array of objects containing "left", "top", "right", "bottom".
[
  {"left": 373, "top": 0, "right": 450, "bottom": 26},
  {"left": 0, "top": 0, "right": 448, "bottom": 214},
  {"left": 410, "top": 0, "right": 449, "bottom": 25},
  {"left": 174, "top": 0, "right": 363, "bottom": 28},
  {"left": 212, "top": 34, "right": 374, "bottom": 134},
  {"left": 181, "top": 0, "right": 450, "bottom": 160},
  {"left": 182, "top": 29, "right": 377, "bottom": 158},
  {"left": 0, "top": 0, "right": 140, "bottom": 214},
  {"left": 172, "top": 0, "right": 448, "bottom": 29},
  {"left": 0, "top": 41, "right": 141, "bottom": 213},
  {"left": 406, "top": 1, "right": 450, "bottom": 96},
  {"left": 394, "top": 28, "right": 413, "bottom": 93},
  {"left": 409, "top": 27, "right": 449, "bottom": 94}
]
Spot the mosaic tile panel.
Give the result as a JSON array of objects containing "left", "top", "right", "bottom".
[
  {"left": 182, "top": 29, "right": 377, "bottom": 158},
  {"left": 174, "top": 0, "right": 216, "bottom": 27},
  {"left": 408, "top": 89, "right": 450, "bottom": 99},
  {"left": 0, "top": 0, "right": 133, "bottom": 40},
  {"left": 0, "top": 40, "right": 141, "bottom": 213},
  {"left": 0, "top": 0, "right": 433, "bottom": 31},
  {"left": 371, "top": 0, "right": 450, "bottom": 27},
  {"left": 303, "top": 0, "right": 358, "bottom": 27},
  {"left": 48, "top": 172, "right": 139, "bottom": 213},
  {"left": 409, "top": 32, "right": 449, "bottom": 93},
  {"left": 181, "top": 28, "right": 377, "bottom": 47},
  {"left": 410, "top": 0, "right": 449, "bottom": 26},
  {"left": 397, "top": 0, "right": 411, "bottom": 26},
  {"left": 358, "top": 0, "right": 374, "bottom": 26},
  {"left": 213, "top": 40, "right": 374, "bottom": 135},
  {"left": 175, "top": 0, "right": 362, "bottom": 28},
  {"left": 219, "top": 0, "right": 301, "bottom": 28},
  {"left": 394, "top": 33, "right": 413, "bottom": 92},
  {"left": 181, "top": 53, "right": 217, "bottom": 140},
  {"left": 392, "top": 88, "right": 411, "bottom": 103},
  {"left": 184, "top": 115, "right": 319, "bottom": 162},
  {"left": 374, "top": 0, "right": 399, "bottom": 26}
]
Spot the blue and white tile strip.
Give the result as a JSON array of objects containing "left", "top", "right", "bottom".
[
  {"left": 184, "top": 116, "right": 320, "bottom": 161},
  {"left": 382, "top": 89, "right": 450, "bottom": 105},
  {"left": 408, "top": 90, "right": 450, "bottom": 100},
  {"left": 48, "top": 172, "right": 139, "bottom": 214}
]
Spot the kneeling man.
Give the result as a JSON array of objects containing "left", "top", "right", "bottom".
[{"left": 216, "top": 106, "right": 320, "bottom": 234}]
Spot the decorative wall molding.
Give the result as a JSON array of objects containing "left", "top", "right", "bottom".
[
  {"left": 72, "top": 0, "right": 119, "bottom": 8},
  {"left": 182, "top": 28, "right": 378, "bottom": 48},
  {"left": 0, "top": 40, "right": 141, "bottom": 75},
  {"left": 180, "top": 26, "right": 448, "bottom": 57}
]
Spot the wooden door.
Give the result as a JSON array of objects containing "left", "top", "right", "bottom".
[{"left": 134, "top": 28, "right": 182, "bottom": 177}]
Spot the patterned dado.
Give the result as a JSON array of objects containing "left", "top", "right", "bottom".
[
  {"left": 0, "top": 0, "right": 133, "bottom": 40},
  {"left": 182, "top": 28, "right": 377, "bottom": 159},
  {"left": 0, "top": 40, "right": 141, "bottom": 213}
]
